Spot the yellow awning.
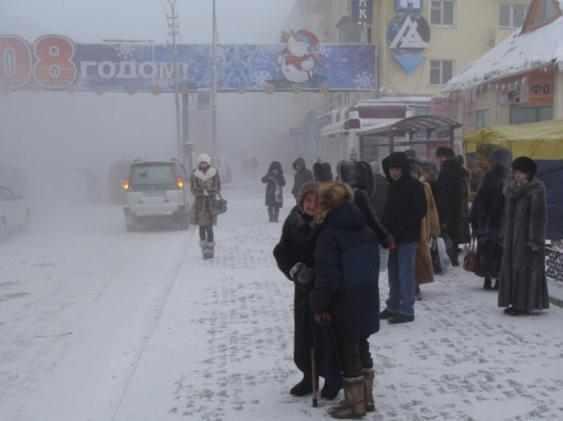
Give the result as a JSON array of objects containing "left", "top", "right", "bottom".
[{"left": 464, "top": 120, "right": 563, "bottom": 160}]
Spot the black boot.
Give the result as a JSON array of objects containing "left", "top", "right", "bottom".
[
  {"left": 483, "top": 277, "right": 492, "bottom": 290},
  {"left": 493, "top": 279, "right": 499, "bottom": 290},
  {"left": 321, "top": 377, "right": 343, "bottom": 400},
  {"left": 290, "top": 376, "right": 313, "bottom": 397}
]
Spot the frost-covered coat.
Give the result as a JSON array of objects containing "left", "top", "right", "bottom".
[
  {"left": 498, "top": 179, "right": 549, "bottom": 311},
  {"left": 190, "top": 167, "right": 221, "bottom": 226},
  {"left": 261, "top": 162, "right": 286, "bottom": 208},
  {"left": 416, "top": 182, "right": 440, "bottom": 285}
]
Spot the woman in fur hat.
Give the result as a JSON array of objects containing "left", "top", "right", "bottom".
[
  {"left": 311, "top": 182, "right": 380, "bottom": 418},
  {"left": 273, "top": 182, "right": 342, "bottom": 400},
  {"left": 499, "top": 157, "right": 549, "bottom": 315},
  {"left": 191, "top": 154, "right": 221, "bottom": 259}
]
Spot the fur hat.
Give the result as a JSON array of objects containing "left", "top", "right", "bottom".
[
  {"left": 197, "top": 153, "right": 212, "bottom": 165},
  {"left": 313, "top": 162, "right": 333, "bottom": 182},
  {"left": 318, "top": 182, "right": 352, "bottom": 215},
  {"left": 512, "top": 157, "right": 537, "bottom": 179}
]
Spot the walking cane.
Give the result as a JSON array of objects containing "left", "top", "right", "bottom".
[{"left": 311, "top": 347, "right": 319, "bottom": 408}]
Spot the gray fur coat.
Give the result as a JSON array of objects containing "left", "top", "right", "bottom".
[{"left": 498, "top": 178, "right": 549, "bottom": 310}]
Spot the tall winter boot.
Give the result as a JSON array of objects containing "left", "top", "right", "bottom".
[
  {"left": 362, "top": 369, "right": 375, "bottom": 412},
  {"left": 200, "top": 241, "right": 208, "bottom": 259},
  {"left": 205, "top": 242, "right": 216, "bottom": 259},
  {"left": 328, "top": 377, "right": 366, "bottom": 419}
]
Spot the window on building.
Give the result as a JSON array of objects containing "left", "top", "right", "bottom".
[
  {"left": 500, "top": 3, "right": 529, "bottom": 27},
  {"left": 430, "top": 60, "right": 454, "bottom": 85},
  {"left": 510, "top": 105, "right": 553, "bottom": 124},
  {"left": 476, "top": 110, "right": 488, "bottom": 129},
  {"left": 431, "top": 0, "right": 455, "bottom": 25}
]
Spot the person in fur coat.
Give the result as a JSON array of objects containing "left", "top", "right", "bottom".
[
  {"left": 191, "top": 154, "right": 221, "bottom": 259},
  {"left": 499, "top": 157, "right": 549, "bottom": 315}
]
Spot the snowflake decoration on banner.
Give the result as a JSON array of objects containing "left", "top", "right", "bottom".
[
  {"left": 353, "top": 72, "right": 376, "bottom": 90},
  {"left": 254, "top": 71, "right": 273, "bottom": 88},
  {"left": 113, "top": 44, "right": 138, "bottom": 60}
]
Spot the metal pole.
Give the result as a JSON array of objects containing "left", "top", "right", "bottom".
[
  {"left": 210, "top": 0, "right": 218, "bottom": 158},
  {"left": 166, "top": 0, "right": 183, "bottom": 164}
]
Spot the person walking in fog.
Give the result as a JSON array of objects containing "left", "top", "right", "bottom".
[
  {"left": 380, "top": 152, "right": 427, "bottom": 324},
  {"left": 435, "top": 147, "right": 469, "bottom": 266},
  {"left": 499, "top": 157, "right": 549, "bottom": 316},
  {"left": 262, "top": 161, "right": 286, "bottom": 223},
  {"left": 470, "top": 149, "right": 512, "bottom": 290},
  {"left": 191, "top": 154, "right": 221, "bottom": 260},
  {"left": 273, "top": 183, "right": 342, "bottom": 400},
  {"left": 292, "top": 158, "right": 314, "bottom": 201},
  {"left": 311, "top": 182, "right": 380, "bottom": 419}
]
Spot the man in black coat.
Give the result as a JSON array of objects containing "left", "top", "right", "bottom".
[
  {"left": 381, "top": 152, "right": 427, "bottom": 324},
  {"left": 292, "top": 157, "right": 314, "bottom": 201},
  {"left": 435, "top": 147, "right": 468, "bottom": 266},
  {"left": 273, "top": 183, "right": 342, "bottom": 400}
]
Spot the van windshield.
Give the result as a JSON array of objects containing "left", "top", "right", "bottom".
[{"left": 130, "top": 164, "right": 176, "bottom": 191}]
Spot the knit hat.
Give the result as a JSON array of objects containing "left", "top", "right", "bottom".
[
  {"left": 313, "top": 162, "right": 333, "bottom": 182},
  {"left": 512, "top": 157, "right": 537, "bottom": 179},
  {"left": 197, "top": 153, "right": 211, "bottom": 165}
]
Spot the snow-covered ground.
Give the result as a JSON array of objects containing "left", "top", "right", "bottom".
[{"left": 0, "top": 187, "right": 562, "bottom": 421}]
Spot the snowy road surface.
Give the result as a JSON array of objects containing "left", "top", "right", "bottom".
[{"left": 0, "top": 188, "right": 562, "bottom": 421}]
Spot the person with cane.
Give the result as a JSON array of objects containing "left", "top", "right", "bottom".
[{"left": 274, "top": 182, "right": 342, "bottom": 401}]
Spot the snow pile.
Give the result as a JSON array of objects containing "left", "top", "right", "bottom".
[{"left": 446, "top": 16, "right": 563, "bottom": 92}]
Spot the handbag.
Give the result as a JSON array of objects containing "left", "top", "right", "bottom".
[
  {"left": 463, "top": 238, "right": 479, "bottom": 273},
  {"left": 211, "top": 193, "right": 228, "bottom": 215}
]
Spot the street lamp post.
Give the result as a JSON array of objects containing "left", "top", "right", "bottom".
[{"left": 210, "top": 0, "right": 218, "bottom": 158}]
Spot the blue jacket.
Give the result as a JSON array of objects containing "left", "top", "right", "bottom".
[{"left": 312, "top": 201, "right": 380, "bottom": 341}]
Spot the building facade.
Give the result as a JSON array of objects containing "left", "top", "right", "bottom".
[{"left": 445, "top": 0, "right": 563, "bottom": 133}]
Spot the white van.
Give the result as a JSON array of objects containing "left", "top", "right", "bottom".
[{"left": 123, "top": 161, "right": 190, "bottom": 231}]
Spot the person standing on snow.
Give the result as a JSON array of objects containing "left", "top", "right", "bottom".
[
  {"left": 470, "top": 149, "right": 512, "bottom": 290},
  {"left": 380, "top": 152, "right": 427, "bottom": 324},
  {"left": 292, "top": 157, "right": 314, "bottom": 202},
  {"left": 499, "top": 157, "right": 549, "bottom": 316},
  {"left": 311, "top": 182, "right": 380, "bottom": 419},
  {"left": 191, "top": 154, "right": 221, "bottom": 259},
  {"left": 262, "top": 161, "right": 286, "bottom": 223},
  {"left": 435, "top": 147, "right": 468, "bottom": 266},
  {"left": 413, "top": 161, "right": 441, "bottom": 299},
  {"left": 273, "top": 182, "right": 342, "bottom": 400}
]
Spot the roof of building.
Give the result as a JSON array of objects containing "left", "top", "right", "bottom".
[
  {"left": 446, "top": 6, "right": 563, "bottom": 92},
  {"left": 359, "top": 115, "right": 461, "bottom": 137}
]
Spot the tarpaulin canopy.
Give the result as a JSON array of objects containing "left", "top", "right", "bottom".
[
  {"left": 464, "top": 120, "right": 563, "bottom": 159},
  {"left": 464, "top": 120, "right": 563, "bottom": 240}
]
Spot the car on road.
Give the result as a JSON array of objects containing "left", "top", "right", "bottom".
[
  {"left": 0, "top": 186, "right": 30, "bottom": 238},
  {"left": 122, "top": 160, "right": 191, "bottom": 231}
]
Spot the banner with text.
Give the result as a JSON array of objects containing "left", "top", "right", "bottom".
[{"left": 0, "top": 34, "right": 377, "bottom": 93}]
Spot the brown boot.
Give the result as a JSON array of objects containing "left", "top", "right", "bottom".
[
  {"left": 328, "top": 376, "right": 366, "bottom": 419},
  {"left": 362, "top": 369, "right": 375, "bottom": 412}
]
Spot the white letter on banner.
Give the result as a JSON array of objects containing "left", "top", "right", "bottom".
[
  {"left": 98, "top": 61, "right": 117, "bottom": 79},
  {"left": 159, "top": 63, "right": 174, "bottom": 80},
  {"left": 139, "top": 62, "right": 157, "bottom": 79},
  {"left": 117, "top": 61, "right": 138, "bottom": 79},
  {"left": 80, "top": 61, "right": 97, "bottom": 78}
]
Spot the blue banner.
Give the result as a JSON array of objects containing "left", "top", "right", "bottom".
[{"left": 0, "top": 35, "right": 378, "bottom": 93}]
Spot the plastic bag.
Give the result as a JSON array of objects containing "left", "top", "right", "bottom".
[{"left": 437, "top": 237, "right": 451, "bottom": 274}]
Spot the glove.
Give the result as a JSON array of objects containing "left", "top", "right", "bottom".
[{"left": 289, "top": 263, "right": 314, "bottom": 286}]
